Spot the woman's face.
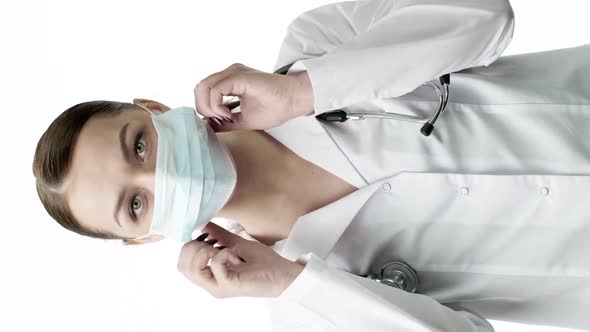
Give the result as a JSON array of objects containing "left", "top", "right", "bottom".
[{"left": 65, "top": 100, "right": 167, "bottom": 241}]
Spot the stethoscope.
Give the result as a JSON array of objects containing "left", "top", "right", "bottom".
[
  {"left": 274, "top": 63, "right": 423, "bottom": 292},
  {"left": 274, "top": 63, "right": 451, "bottom": 137},
  {"left": 362, "top": 260, "right": 420, "bottom": 293}
]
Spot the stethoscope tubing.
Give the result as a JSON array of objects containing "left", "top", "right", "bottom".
[
  {"left": 314, "top": 73, "right": 451, "bottom": 137},
  {"left": 271, "top": 63, "right": 457, "bottom": 292}
]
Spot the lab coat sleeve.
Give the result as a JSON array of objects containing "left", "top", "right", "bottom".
[
  {"left": 273, "top": 0, "right": 515, "bottom": 115},
  {"left": 274, "top": 252, "right": 494, "bottom": 332}
]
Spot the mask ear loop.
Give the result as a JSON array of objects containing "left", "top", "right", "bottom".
[
  {"left": 129, "top": 233, "right": 151, "bottom": 242},
  {"left": 99, "top": 233, "right": 151, "bottom": 247},
  {"left": 135, "top": 102, "right": 157, "bottom": 115},
  {"left": 120, "top": 233, "right": 149, "bottom": 246}
]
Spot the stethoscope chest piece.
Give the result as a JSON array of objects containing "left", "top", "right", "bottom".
[{"left": 366, "top": 261, "right": 419, "bottom": 293}]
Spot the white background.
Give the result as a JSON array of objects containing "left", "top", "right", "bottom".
[{"left": 1, "top": 1, "right": 588, "bottom": 331}]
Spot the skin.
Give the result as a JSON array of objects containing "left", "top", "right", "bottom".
[{"left": 65, "top": 98, "right": 358, "bottom": 246}]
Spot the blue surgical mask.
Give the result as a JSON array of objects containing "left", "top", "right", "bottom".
[{"left": 135, "top": 106, "right": 237, "bottom": 242}]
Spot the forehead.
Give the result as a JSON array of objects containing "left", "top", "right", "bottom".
[{"left": 64, "top": 108, "right": 148, "bottom": 233}]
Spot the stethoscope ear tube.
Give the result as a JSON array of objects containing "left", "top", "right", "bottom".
[
  {"left": 420, "top": 122, "right": 435, "bottom": 136},
  {"left": 420, "top": 73, "right": 450, "bottom": 136},
  {"left": 421, "top": 73, "right": 451, "bottom": 136},
  {"left": 315, "top": 110, "right": 349, "bottom": 122},
  {"left": 440, "top": 73, "right": 450, "bottom": 85},
  {"left": 273, "top": 62, "right": 451, "bottom": 137}
]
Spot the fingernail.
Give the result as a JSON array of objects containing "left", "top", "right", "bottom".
[
  {"left": 205, "top": 239, "right": 218, "bottom": 245},
  {"left": 196, "top": 233, "right": 209, "bottom": 241},
  {"left": 224, "top": 116, "right": 234, "bottom": 123},
  {"left": 216, "top": 246, "right": 226, "bottom": 250},
  {"left": 206, "top": 118, "right": 217, "bottom": 127},
  {"left": 213, "top": 118, "right": 223, "bottom": 126}
]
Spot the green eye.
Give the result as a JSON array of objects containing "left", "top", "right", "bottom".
[
  {"left": 129, "top": 194, "right": 144, "bottom": 221},
  {"left": 131, "top": 196, "right": 142, "bottom": 211},
  {"left": 135, "top": 141, "right": 145, "bottom": 155},
  {"left": 134, "top": 131, "right": 147, "bottom": 161}
]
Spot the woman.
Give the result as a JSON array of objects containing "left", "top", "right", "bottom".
[{"left": 34, "top": 0, "right": 590, "bottom": 331}]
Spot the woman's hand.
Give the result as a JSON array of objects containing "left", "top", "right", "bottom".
[
  {"left": 194, "top": 63, "right": 314, "bottom": 132},
  {"left": 177, "top": 222, "right": 305, "bottom": 298}
]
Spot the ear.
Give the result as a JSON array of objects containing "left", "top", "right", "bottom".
[
  {"left": 133, "top": 98, "right": 171, "bottom": 115},
  {"left": 122, "top": 233, "right": 165, "bottom": 246}
]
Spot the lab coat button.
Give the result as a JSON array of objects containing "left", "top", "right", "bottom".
[
  {"left": 382, "top": 182, "right": 392, "bottom": 191},
  {"left": 540, "top": 186, "right": 549, "bottom": 196},
  {"left": 460, "top": 186, "right": 470, "bottom": 196}
]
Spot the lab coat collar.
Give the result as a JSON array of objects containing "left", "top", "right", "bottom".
[
  {"left": 263, "top": 112, "right": 368, "bottom": 189},
  {"left": 277, "top": 177, "right": 390, "bottom": 261},
  {"left": 262, "top": 108, "right": 375, "bottom": 260}
]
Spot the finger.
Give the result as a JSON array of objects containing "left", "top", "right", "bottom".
[
  {"left": 195, "top": 73, "right": 230, "bottom": 118},
  {"left": 178, "top": 240, "right": 214, "bottom": 277},
  {"left": 209, "top": 89, "right": 233, "bottom": 120},
  {"left": 205, "top": 117, "right": 223, "bottom": 133},
  {"left": 209, "top": 75, "right": 246, "bottom": 119},
  {"left": 194, "top": 82, "right": 216, "bottom": 118},
  {"left": 209, "top": 248, "right": 232, "bottom": 277},
  {"left": 209, "top": 112, "right": 253, "bottom": 132},
  {"left": 209, "top": 248, "right": 244, "bottom": 286},
  {"left": 178, "top": 239, "right": 215, "bottom": 276},
  {"left": 200, "top": 221, "right": 245, "bottom": 248},
  {"left": 177, "top": 240, "right": 200, "bottom": 272},
  {"left": 195, "top": 64, "right": 242, "bottom": 119},
  {"left": 179, "top": 240, "right": 222, "bottom": 293}
]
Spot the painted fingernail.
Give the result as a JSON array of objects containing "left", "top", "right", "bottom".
[
  {"left": 205, "top": 239, "right": 218, "bottom": 245},
  {"left": 213, "top": 118, "right": 223, "bottom": 126},
  {"left": 206, "top": 118, "right": 218, "bottom": 128},
  {"left": 224, "top": 116, "right": 234, "bottom": 123},
  {"left": 216, "top": 246, "right": 226, "bottom": 250},
  {"left": 196, "top": 233, "right": 209, "bottom": 241}
]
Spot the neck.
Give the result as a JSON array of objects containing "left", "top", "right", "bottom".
[
  {"left": 214, "top": 130, "right": 302, "bottom": 244},
  {"left": 213, "top": 129, "right": 358, "bottom": 245}
]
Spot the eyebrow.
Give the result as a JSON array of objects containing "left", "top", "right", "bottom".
[
  {"left": 119, "top": 122, "right": 131, "bottom": 163},
  {"left": 113, "top": 122, "right": 131, "bottom": 228},
  {"left": 113, "top": 189, "right": 124, "bottom": 228}
]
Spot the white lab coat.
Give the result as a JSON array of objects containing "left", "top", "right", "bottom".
[{"left": 227, "top": 0, "right": 590, "bottom": 330}]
